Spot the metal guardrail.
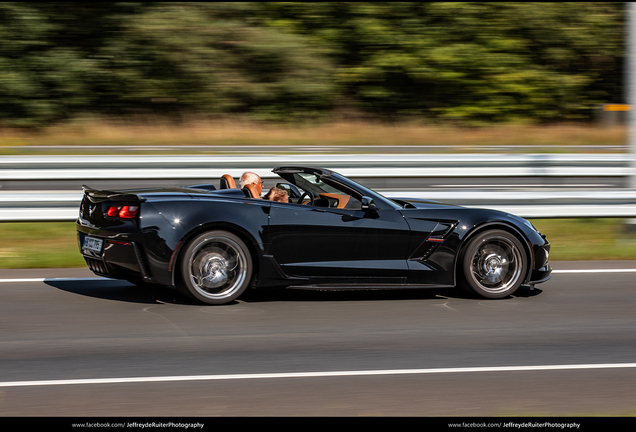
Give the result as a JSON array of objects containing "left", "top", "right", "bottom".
[
  {"left": 2, "top": 190, "right": 636, "bottom": 221},
  {"left": 0, "top": 154, "right": 630, "bottom": 180},
  {"left": 0, "top": 154, "right": 635, "bottom": 220}
]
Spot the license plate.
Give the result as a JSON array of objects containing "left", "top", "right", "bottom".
[{"left": 83, "top": 236, "right": 103, "bottom": 253}]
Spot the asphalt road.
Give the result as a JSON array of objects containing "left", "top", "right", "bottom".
[{"left": 1, "top": 262, "right": 635, "bottom": 417}]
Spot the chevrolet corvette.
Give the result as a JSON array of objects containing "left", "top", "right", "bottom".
[{"left": 76, "top": 167, "right": 551, "bottom": 304}]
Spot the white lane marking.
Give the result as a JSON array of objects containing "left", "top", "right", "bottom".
[
  {"left": 552, "top": 269, "right": 636, "bottom": 274},
  {"left": 0, "top": 277, "right": 114, "bottom": 283},
  {"left": 2, "top": 363, "right": 636, "bottom": 388}
]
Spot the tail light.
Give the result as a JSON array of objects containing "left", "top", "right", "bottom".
[{"left": 106, "top": 205, "right": 139, "bottom": 219}]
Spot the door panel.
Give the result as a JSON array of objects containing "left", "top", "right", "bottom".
[{"left": 267, "top": 203, "right": 411, "bottom": 280}]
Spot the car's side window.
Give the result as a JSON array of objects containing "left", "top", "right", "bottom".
[{"left": 285, "top": 173, "right": 362, "bottom": 210}]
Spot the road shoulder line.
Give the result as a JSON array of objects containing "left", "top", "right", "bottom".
[{"left": 2, "top": 363, "right": 636, "bottom": 388}]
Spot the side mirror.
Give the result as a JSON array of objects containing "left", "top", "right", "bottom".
[{"left": 361, "top": 196, "right": 378, "bottom": 212}]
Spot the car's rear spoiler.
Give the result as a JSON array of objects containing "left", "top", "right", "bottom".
[{"left": 82, "top": 185, "right": 146, "bottom": 203}]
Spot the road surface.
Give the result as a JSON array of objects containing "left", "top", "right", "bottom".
[{"left": 0, "top": 262, "right": 635, "bottom": 417}]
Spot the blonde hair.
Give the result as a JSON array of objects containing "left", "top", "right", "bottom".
[{"left": 264, "top": 187, "right": 288, "bottom": 202}]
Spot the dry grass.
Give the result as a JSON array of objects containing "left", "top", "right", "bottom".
[{"left": 0, "top": 118, "right": 626, "bottom": 154}]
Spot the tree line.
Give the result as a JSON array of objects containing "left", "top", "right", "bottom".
[{"left": 0, "top": 2, "right": 625, "bottom": 128}]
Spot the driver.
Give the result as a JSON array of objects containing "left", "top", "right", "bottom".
[{"left": 264, "top": 186, "right": 289, "bottom": 203}]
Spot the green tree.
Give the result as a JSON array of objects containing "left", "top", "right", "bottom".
[
  {"left": 0, "top": 2, "right": 626, "bottom": 127},
  {"left": 0, "top": 3, "right": 91, "bottom": 127},
  {"left": 90, "top": 2, "right": 336, "bottom": 121},
  {"left": 258, "top": 2, "right": 625, "bottom": 124}
]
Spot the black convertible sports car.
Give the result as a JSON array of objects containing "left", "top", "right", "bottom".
[{"left": 76, "top": 166, "right": 551, "bottom": 304}]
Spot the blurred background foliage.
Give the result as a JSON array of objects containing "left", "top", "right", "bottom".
[{"left": 0, "top": 2, "right": 626, "bottom": 128}]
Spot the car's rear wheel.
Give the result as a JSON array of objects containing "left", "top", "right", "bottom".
[
  {"left": 177, "top": 230, "right": 252, "bottom": 305},
  {"left": 458, "top": 229, "right": 527, "bottom": 299}
]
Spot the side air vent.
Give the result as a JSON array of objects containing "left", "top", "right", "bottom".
[
  {"left": 132, "top": 243, "right": 152, "bottom": 280},
  {"left": 409, "top": 222, "right": 457, "bottom": 262}
]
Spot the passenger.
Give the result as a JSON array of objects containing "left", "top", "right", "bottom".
[
  {"left": 264, "top": 186, "right": 289, "bottom": 203},
  {"left": 239, "top": 172, "right": 264, "bottom": 197}
]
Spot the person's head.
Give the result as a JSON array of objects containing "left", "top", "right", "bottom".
[
  {"left": 239, "top": 172, "right": 263, "bottom": 195},
  {"left": 264, "top": 186, "right": 289, "bottom": 203}
]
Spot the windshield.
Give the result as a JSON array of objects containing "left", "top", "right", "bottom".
[{"left": 295, "top": 173, "right": 343, "bottom": 195}]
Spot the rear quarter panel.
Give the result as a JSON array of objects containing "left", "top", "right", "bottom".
[{"left": 138, "top": 195, "right": 270, "bottom": 286}]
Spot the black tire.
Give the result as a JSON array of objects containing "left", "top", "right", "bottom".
[
  {"left": 458, "top": 229, "right": 527, "bottom": 299},
  {"left": 177, "top": 230, "right": 252, "bottom": 305}
]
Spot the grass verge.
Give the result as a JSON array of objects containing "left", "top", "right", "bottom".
[
  {"left": 530, "top": 218, "right": 636, "bottom": 261},
  {"left": 0, "top": 222, "right": 85, "bottom": 269},
  {"left": 0, "top": 120, "right": 627, "bottom": 155},
  {"left": 1, "top": 219, "right": 635, "bottom": 269}
]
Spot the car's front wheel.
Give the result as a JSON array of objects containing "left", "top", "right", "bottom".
[
  {"left": 177, "top": 230, "right": 252, "bottom": 305},
  {"left": 458, "top": 229, "right": 527, "bottom": 299}
]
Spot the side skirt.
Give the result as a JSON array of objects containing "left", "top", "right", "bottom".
[{"left": 286, "top": 284, "right": 455, "bottom": 291}]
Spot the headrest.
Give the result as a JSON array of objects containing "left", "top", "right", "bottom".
[
  {"left": 220, "top": 174, "right": 237, "bottom": 189},
  {"left": 242, "top": 184, "right": 261, "bottom": 199}
]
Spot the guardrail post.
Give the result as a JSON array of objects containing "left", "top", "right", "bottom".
[{"left": 626, "top": 2, "right": 636, "bottom": 232}]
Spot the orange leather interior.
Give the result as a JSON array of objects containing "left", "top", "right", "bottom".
[
  {"left": 319, "top": 193, "right": 350, "bottom": 209},
  {"left": 243, "top": 184, "right": 261, "bottom": 199},
  {"left": 220, "top": 174, "right": 237, "bottom": 189}
]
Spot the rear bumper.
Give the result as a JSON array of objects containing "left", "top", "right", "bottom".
[{"left": 77, "top": 229, "right": 152, "bottom": 283}]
